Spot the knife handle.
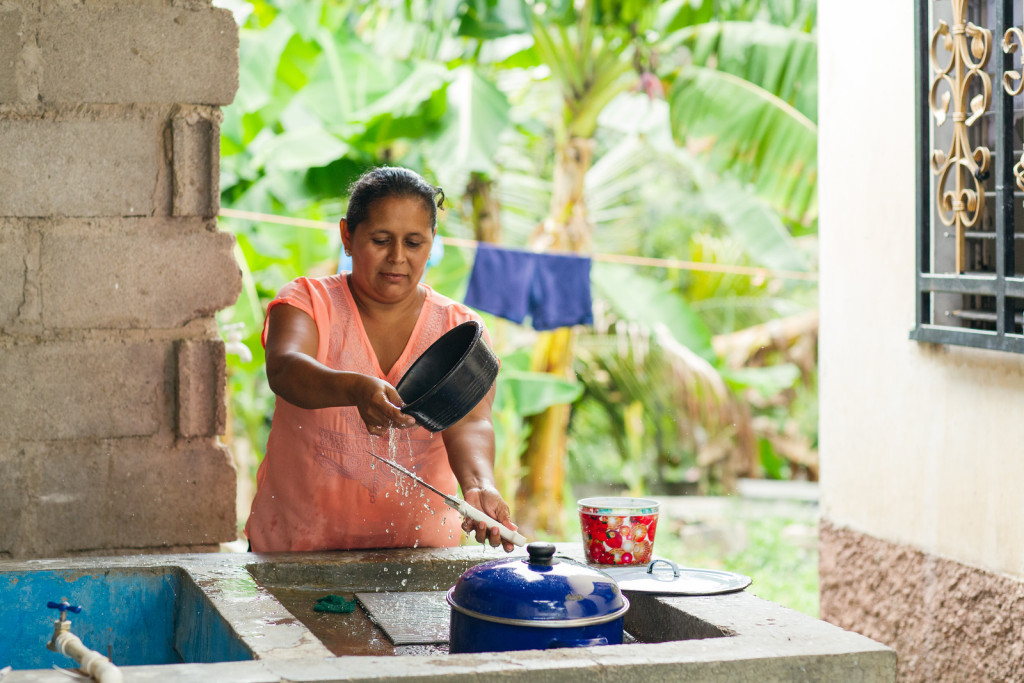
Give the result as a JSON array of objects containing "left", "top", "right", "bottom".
[{"left": 454, "top": 500, "right": 528, "bottom": 547}]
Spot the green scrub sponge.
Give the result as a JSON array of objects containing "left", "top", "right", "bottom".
[{"left": 314, "top": 594, "right": 357, "bottom": 613}]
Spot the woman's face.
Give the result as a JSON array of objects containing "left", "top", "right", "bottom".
[{"left": 341, "top": 195, "right": 434, "bottom": 305}]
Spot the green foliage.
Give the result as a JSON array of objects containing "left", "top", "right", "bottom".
[
  {"left": 491, "top": 346, "right": 584, "bottom": 501},
  {"left": 455, "top": 0, "right": 532, "bottom": 38},
  {"left": 593, "top": 262, "right": 714, "bottom": 359},
  {"left": 720, "top": 363, "right": 801, "bottom": 398},
  {"left": 425, "top": 65, "right": 513, "bottom": 186},
  {"left": 667, "top": 66, "right": 817, "bottom": 226},
  {"left": 680, "top": 21, "right": 818, "bottom": 121}
]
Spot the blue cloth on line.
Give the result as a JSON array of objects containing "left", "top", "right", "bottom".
[
  {"left": 530, "top": 250, "right": 593, "bottom": 330},
  {"left": 464, "top": 243, "right": 593, "bottom": 331},
  {"left": 464, "top": 244, "right": 534, "bottom": 324}
]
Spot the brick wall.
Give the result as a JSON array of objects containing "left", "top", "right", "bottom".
[{"left": 0, "top": 0, "right": 241, "bottom": 557}]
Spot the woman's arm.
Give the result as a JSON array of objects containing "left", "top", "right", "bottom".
[
  {"left": 442, "top": 385, "right": 518, "bottom": 552},
  {"left": 264, "top": 304, "right": 415, "bottom": 433}
]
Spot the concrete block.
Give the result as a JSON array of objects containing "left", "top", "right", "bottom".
[
  {"left": 105, "top": 441, "right": 238, "bottom": 549},
  {"left": 0, "top": 448, "right": 27, "bottom": 555},
  {"left": 0, "top": 117, "right": 171, "bottom": 217},
  {"left": 39, "top": 218, "right": 241, "bottom": 328},
  {"left": 0, "top": 341, "right": 165, "bottom": 441},
  {"left": 172, "top": 107, "right": 221, "bottom": 218},
  {"left": 0, "top": 220, "right": 30, "bottom": 330},
  {"left": 9, "top": 439, "right": 237, "bottom": 556},
  {"left": 0, "top": 8, "right": 21, "bottom": 103},
  {"left": 17, "top": 441, "right": 112, "bottom": 555},
  {"left": 39, "top": 4, "right": 238, "bottom": 105},
  {"left": 177, "top": 338, "right": 227, "bottom": 438}
]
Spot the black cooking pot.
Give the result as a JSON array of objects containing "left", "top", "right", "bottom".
[
  {"left": 447, "top": 542, "right": 629, "bottom": 653},
  {"left": 396, "top": 320, "right": 499, "bottom": 432}
]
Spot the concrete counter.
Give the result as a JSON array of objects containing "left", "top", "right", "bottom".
[{"left": 0, "top": 544, "right": 895, "bottom": 682}]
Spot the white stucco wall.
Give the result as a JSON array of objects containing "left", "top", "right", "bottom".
[{"left": 818, "top": 2, "right": 1024, "bottom": 578}]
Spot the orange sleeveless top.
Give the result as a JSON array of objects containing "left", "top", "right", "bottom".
[{"left": 245, "top": 274, "right": 486, "bottom": 552}]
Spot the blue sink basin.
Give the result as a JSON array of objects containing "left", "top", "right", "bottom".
[{"left": 0, "top": 566, "right": 253, "bottom": 669}]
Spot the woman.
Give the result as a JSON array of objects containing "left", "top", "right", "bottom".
[{"left": 245, "top": 167, "right": 517, "bottom": 553}]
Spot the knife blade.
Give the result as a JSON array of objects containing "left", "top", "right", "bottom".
[{"left": 365, "top": 450, "right": 527, "bottom": 547}]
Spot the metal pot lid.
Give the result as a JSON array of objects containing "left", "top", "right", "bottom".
[
  {"left": 447, "top": 542, "right": 628, "bottom": 624},
  {"left": 600, "top": 559, "right": 752, "bottom": 596}
]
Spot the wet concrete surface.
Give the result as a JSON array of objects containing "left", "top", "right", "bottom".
[{"left": 261, "top": 586, "right": 449, "bottom": 656}]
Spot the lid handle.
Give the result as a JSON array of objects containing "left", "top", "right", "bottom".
[
  {"left": 526, "top": 541, "right": 556, "bottom": 566},
  {"left": 647, "top": 558, "right": 680, "bottom": 577}
]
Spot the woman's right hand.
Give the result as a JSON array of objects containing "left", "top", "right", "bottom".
[
  {"left": 266, "top": 305, "right": 420, "bottom": 432},
  {"left": 352, "top": 375, "right": 417, "bottom": 436}
]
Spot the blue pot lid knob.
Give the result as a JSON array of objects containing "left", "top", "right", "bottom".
[{"left": 527, "top": 541, "right": 556, "bottom": 566}]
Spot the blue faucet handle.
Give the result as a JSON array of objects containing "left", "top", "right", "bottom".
[{"left": 46, "top": 600, "right": 83, "bottom": 615}]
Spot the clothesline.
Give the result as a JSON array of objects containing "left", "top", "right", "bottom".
[{"left": 218, "top": 207, "right": 819, "bottom": 282}]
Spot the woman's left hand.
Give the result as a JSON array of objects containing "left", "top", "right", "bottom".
[{"left": 461, "top": 485, "right": 518, "bottom": 552}]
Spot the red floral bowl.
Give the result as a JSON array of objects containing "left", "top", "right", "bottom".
[{"left": 578, "top": 497, "right": 660, "bottom": 566}]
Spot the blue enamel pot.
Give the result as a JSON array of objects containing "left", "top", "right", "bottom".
[{"left": 446, "top": 542, "right": 629, "bottom": 654}]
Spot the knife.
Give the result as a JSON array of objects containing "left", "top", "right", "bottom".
[{"left": 365, "top": 450, "right": 527, "bottom": 547}]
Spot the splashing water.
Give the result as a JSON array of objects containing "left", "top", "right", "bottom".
[{"left": 369, "top": 423, "right": 456, "bottom": 550}]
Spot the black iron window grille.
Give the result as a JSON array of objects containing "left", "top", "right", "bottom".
[{"left": 913, "top": 0, "right": 1024, "bottom": 353}]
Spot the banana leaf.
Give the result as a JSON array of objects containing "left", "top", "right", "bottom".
[
  {"left": 426, "top": 66, "right": 513, "bottom": 184},
  {"left": 699, "top": 178, "right": 810, "bottom": 272},
  {"left": 677, "top": 20, "right": 817, "bottom": 121},
  {"left": 719, "top": 363, "right": 801, "bottom": 398},
  {"left": 667, "top": 65, "right": 817, "bottom": 225}
]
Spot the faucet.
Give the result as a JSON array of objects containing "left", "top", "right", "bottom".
[
  {"left": 221, "top": 321, "right": 253, "bottom": 363},
  {"left": 46, "top": 600, "right": 122, "bottom": 683}
]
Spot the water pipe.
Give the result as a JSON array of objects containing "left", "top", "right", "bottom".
[
  {"left": 46, "top": 601, "right": 123, "bottom": 683},
  {"left": 221, "top": 321, "right": 253, "bottom": 363}
]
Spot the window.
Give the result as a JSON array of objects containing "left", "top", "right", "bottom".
[{"left": 913, "top": 0, "right": 1024, "bottom": 352}]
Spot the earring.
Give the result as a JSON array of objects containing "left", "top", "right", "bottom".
[{"left": 344, "top": 249, "right": 351, "bottom": 256}]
